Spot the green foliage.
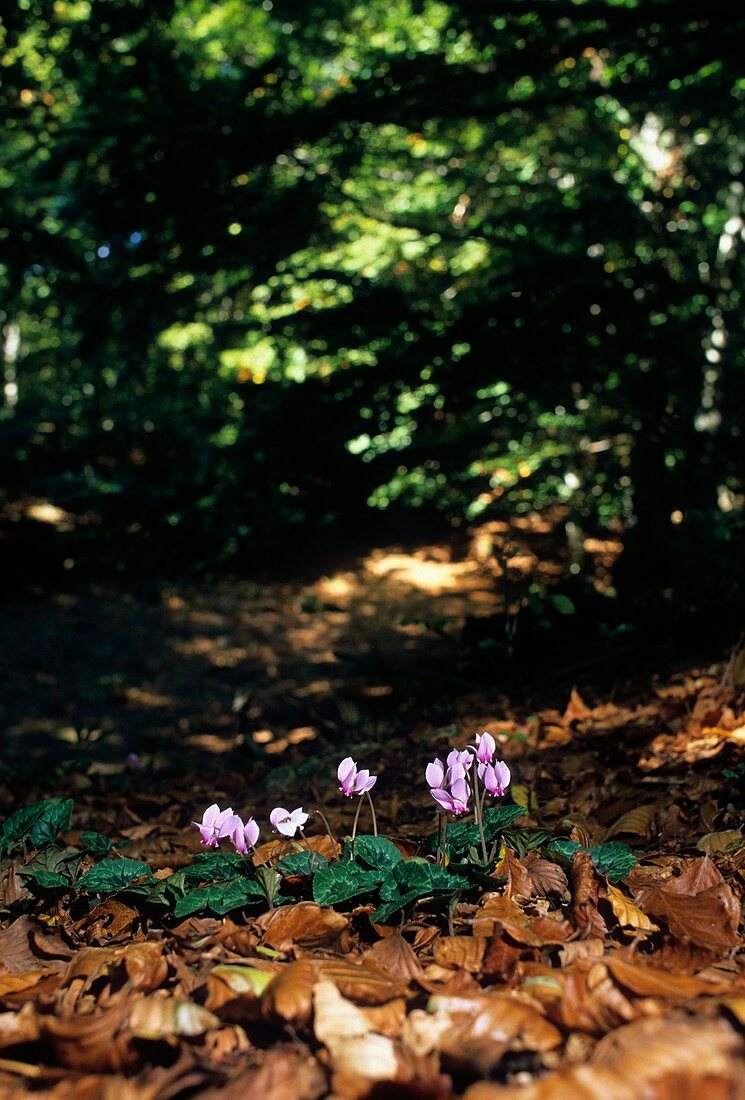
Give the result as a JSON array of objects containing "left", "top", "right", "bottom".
[
  {"left": 547, "top": 839, "right": 638, "bottom": 883},
  {"left": 77, "top": 857, "right": 154, "bottom": 894},
  {"left": 174, "top": 877, "right": 266, "bottom": 917},
  {"left": 441, "top": 804, "right": 526, "bottom": 857},
  {"left": 80, "top": 831, "right": 116, "bottom": 853},
  {"left": 1, "top": 0, "right": 741, "bottom": 593},
  {"left": 17, "top": 846, "right": 83, "bottom": 889},
  {"left": 312, "top": 862, "right": 383, "bottom": 906},
  {"left": 276, "top": 850, "right": 329, "bottom": 877},
  {"left": 373, "top": 859, "right": 470, "bottom": 923},
  {"left": 347, "top": 835, "right": 403, "bottom": 872},
  {"left": 0, "top": 799, "right": 73, "bottom": 856}
]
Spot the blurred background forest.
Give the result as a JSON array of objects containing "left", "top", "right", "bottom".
[{"left": 0, "top": 0, "right": 743, "bottom": 636}]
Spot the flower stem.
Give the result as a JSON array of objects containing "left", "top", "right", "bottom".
[
  {"left": 366, "top": 791, "right": 378, "bottom": 837},
  {"left": 312, "top": 809, "right": 338, "bottom": 855},
  {"left": 472, "top": 768, "right": 488, "bottom": 863},
  {"left": 350, "top": 795, "right": 364, "bottom": 854}
]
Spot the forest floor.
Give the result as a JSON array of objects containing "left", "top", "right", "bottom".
[{"left": 0, "top": 526, "right": 743, "bottom": 1097}]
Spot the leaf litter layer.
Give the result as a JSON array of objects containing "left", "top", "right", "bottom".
[{"left": 0, "top": 659, "right": 743, "bottom": 1098}]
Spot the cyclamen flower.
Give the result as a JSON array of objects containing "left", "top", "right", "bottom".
[
  {"left": 426, "top": 757, "right": 471, "bottom": 816},
  {"left": 475, "top": 731, "right": 496, "bottom": 765},
  {"left": 481, "top": 760, "right": 511, "bottom": 797},
  {"left": 447, "top": 748, "right": 473, "bottom": 771},
  {"left": 127, "top": 752, "right": 143, "bottom": 772},
  {"left": 231, "top": 816, "right": 260, "bottom": 854},
  {"left": 337, "top": 757, "right": 377, "bottom": 798},
  {"left": 192, "top": 804, "right": 240, "bottom": 847},
  {"left": 270, "top": 806, "right": 309, "bottom": 837}
]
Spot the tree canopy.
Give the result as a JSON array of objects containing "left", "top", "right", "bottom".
[{"left": 1, "top": 0, "right": 742, "bottom": 593}]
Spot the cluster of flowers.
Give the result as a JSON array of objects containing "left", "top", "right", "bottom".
[
  {"left": 192, "top": 756, "right": 377, "bottom": 854},
  {"left": 192, "top": 737, "right": 510, "bottom": 853},
  {"left": 425, "top": 732, "right": 510, "bottom": 815}
]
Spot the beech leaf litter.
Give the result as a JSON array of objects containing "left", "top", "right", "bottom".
[{"left": 0, "top": 662, "right": 743, "bottom": 1098}]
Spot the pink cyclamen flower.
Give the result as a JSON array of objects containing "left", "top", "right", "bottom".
[
  {"left": 481, "top": 760, "right": 511, "bottom": 797},
  {"left": 426, "top": 757, "right": 471, "bottom": 816},
  {"left": 337, "top": 757, "right": 378, "bottom": 798},
  {"left": 231, "top": 816, "right": 260, "bottom": 854},
  {"left": 192, "top": 804, "right": 240, "bottom": 847},
  {"left": 270, "top": 806, "right": 309, "bottom": 837},
  {"left": 475, "top": 731, "right": 496, "bottom": 765},
  {"left": 127, "top": 752, "right": 143, "bottom": 772},
  {"left": 431, "top": 775, "right": 470, "bottom": 816},
  {"left": 447, "top": 748, "right": 473, "bottom": 771}
]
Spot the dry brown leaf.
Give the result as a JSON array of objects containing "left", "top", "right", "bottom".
[
  {"left": 43, "top": 1003, "right": 137, "bottom": 1073},
  {"left": 523, "top": 852, "right": 569, "bottom": 897},
  {"left": 257, "top": 902, "right": 348, "bottom": 952},
  {"left": 404, "top": 991, "right": 561, "bottom": 1074},
  {"left": 433, "top": 936, "right": 487, "bottom": 973},
  {"left": 606, "top": 885, "right": 658, "bottom": 932},
  {"left": 0, "top": 1004, "right": 40, "bottom": 1050},
  {"left": 128, "top": 995, "right": 219, "bottom": 1039},
  {"left": 501, "top": 846, "right": 533, "bottom": 899},
  {"left": 253, "top": 834, "right": 338, "bottom": 867},
  {"left": 571, "top": 849, "right": 608, "bottom": 939},
  {"left": 474, "top": 893, "right": 573, "bottom": 945},
  {"left": 697, "top": 830, "right": 743, "bottom": 855},
  {"left": 605, "top": 955, "right": 734, "bottom": 1000},
  {"left": 199, "top": 1046, "right": 327, "bottom": 1100},
  {"left": 261, "top": 957, "right": 318, "bottom": 1025},
  {"left": 605, "top": 804, "right": 656, "bottom": 840},
  {"left": 0, "top": 917, "right": 70, "bottom": 975},
  {"left": 644, "top": 882, "right": 741, "bottom": 950},
  {"left": 563, "top": 688, "right": 592, "bottom": 725},
  {"left": 365, "top": 933, "right": 424, "bottom": 983},
  {"left": 205, "top": 962, "right": 279, "bottom": 1017},
  {"left": 318, "top": 957, "right": 408, "bottom": 1005},
  {"left": 61, "top": 942, "right": 167, "bottom": 997}
]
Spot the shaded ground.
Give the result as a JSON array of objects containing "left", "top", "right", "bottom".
[{"left": 0, "top": 531, "right": 743, "bottom": 1097}]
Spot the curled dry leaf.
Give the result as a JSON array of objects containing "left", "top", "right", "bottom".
[
  {"left": 475, "top": 893, "right": 573, "bottom": 946},
  {"left": 318, "top": 957, "right": 409, "bottom": 1005},
  {"left": 604, "top": 955, "right": 735, "bottom": 1000},
  {"left": 61, "top": 942, "right": 167, "bottom": 998},
  {"left": 604, "top": 804, "right": 656, "bottom": 840},
  {"left": 261, "top": 957, "right": 318, "bottom": 1026},
  {"left": 643, "top": 881, "right": 740, "bottom": 950},
  {"left": 522, "top": 852, "right": 569, "bottom": 898},
  {"left": 606, "top": 885, "right": 658, "bottom": 932},
  {"left": 433, "top": 936, "right": 487, "bottom": 973},
  {"left": 0, "top": 1004, "right": 41, "bottom": 1049},
  {"left": 257, "top": 902, "right": 349, "bottom": 952},
  {"left": 365, "top": 933, "right": 424, "bottom": 983},
  {"left": 570, "top": 850, "right": 608, "bottom": 939},
  {"left": 404, "top": 991, "right": 562, "bottom": 1073},
  {"left": 128, "top": 995, "right": 220, "bottom": 1039},
  {"left": 43, "top": 1002, "right": 137, "bottom": 1073},
  {"left": 253, "top": 834, "right": 338, "bottom": 867},
  {"left": 205, "top": 962, "right": 279, "bottom": 1018}
]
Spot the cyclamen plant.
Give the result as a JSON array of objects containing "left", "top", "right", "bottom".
[{"left": 192, "top": 738, "right": 509, "bottom": 869}]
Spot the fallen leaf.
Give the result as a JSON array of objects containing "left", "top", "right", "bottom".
[
  {"left": 605, "top": 805, "right": 656, "bottom": 840},
  {"left": 433, "top": 936, "right": 487, "bottom": 973},
  {"left": 257, "top": 902, "right": 348, "bottom": 951},
  {"left": 644, "top": 882, "right": 740, "bottom": 950},
  {"left": 129, "top": 995, "right": 219, "bottom": 1039},
  {"left": 474, "top": 894, "right": 573, "bottom": 945},
  {"left": 606, "top": 885, "right": 658, "bottom": 932},
  {"left": 261, "top": 957, "right": 317, "bottom": 1025}
]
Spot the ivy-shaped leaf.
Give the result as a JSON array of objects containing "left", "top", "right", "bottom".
[
  {"left": 0, "top": 798, "right": 74, "bottom": 856},
  {"left": 80, "top": 831, "right": 116, "bottom": 853},
  {"left": 174, "top": 876, "right": 266, "bottom": 917},
  {"left": 312, "top": 862, "right": 382, "bottom": 906},
  {"left": 441, "top": 804, "right": 526, "bottom": 857},
  {"left": 78, "top": 857, "right": 153, "bottom": 894},
  {"left": 545, "top": 839, "right": 637, "bottom": 883},
  {"left": 372, "top": 858, "right": 470, "bottom": 922},
  {"left": 503, "top": 828, "right": 553, "bottom": 857},
  {"left": 276, "top": 850, "right": 328, "bottom": 877},
  {"left": 18, "top": 846, "right": 83, "bottom": 884},
  {"left": 184, "top": 851, "right": 248, "bottom": 884},
  {"left": 348, "top": 835, "right": 402, "bottom": 872}
]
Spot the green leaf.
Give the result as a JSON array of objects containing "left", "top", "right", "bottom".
[
  {"left": 27, "top": 871, "right": 70, "bottom": 891},
  {"left": 276, "top": 850, "right": 328, "bottom": 877},
  {"left": 349, "top": 835, "right": 402, "bottom": 873},
  {"left": 545, "top": 839, "right": 637, "bottom": 883},
  {"left": 503, "top": 828, "right": 553, "bottom": 858},
  {"left": 0, "top": 798, "right": 74, "bottom": 856},
  {"left": 174, "top": 876, "right": 265, "bottom": 917},
  {"left": 441, "top": 804, "right": 526, "bottom": 857},
  {"left": 80, "top": 831, "right": 115, "bottom": 853},
  {"left": 372, "top": 859, "right": 470, "bottom": 921},
  {"left": 588, "top": 842, "right": 638, "bottom": 882},
  {"left": 312, "top": 862, "right": 382, "bottom": 906},
  {"left": 77, "top": 857, "right": 153, "bottom": 894},
  {"left": 184, "top": 851, "right": 248, "bottom": 884},
  {"left": 18, "top": 846, "right": 83, "bottom": 885}
]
